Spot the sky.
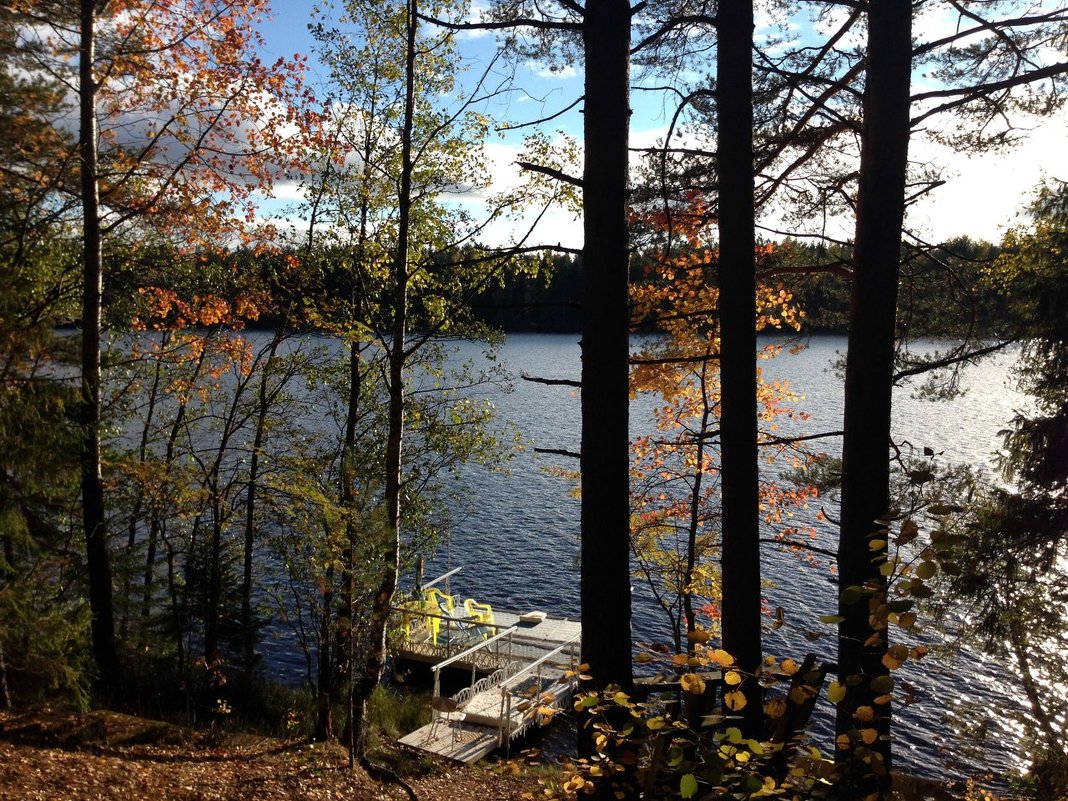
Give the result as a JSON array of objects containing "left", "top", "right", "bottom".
[{"left": 254, "top": 2, "right": 1068, "bottom": 250}]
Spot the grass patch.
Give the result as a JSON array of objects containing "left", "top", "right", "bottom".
[{"left": 366, "top": 684, "right": 429, "bottom": 740}]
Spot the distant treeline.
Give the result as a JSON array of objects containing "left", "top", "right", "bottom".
[{"left": 465, "top": 236, "right": 1005, "bottom": 336}]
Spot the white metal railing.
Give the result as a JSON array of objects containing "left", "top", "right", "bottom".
[
  {"left": 451, "top": 660, "right": 522, "bottom": 707},
  {"left": 497, "top": 633, "right": 581, "bottom": 754},
  {"left": 423, "top": 566, "right": 463, "bottom": 589},
  {"left": 429, "top": 624, "right": 521, "bottom": 737}
]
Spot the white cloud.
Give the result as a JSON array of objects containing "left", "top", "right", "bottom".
[
  {"left": 534, "top": 64, "right": 578, "bottom": 80},
  {"left": 908, "top": 110, "right": 1068, "bottom": 243}
]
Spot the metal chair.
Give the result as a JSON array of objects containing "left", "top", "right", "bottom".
[{"left": 427, "top": 694, "right": 467, "bottom": 744}]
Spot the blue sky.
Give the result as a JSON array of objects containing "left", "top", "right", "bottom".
[{"left": 254, "top": 2, "right": 1067, "bottom": 248}]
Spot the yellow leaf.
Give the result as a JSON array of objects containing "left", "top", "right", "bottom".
[
  {"left": 724, "top": 670, "right": 743, "bottom": 686},
  {"left": 764, "top": 699, "right": 787, "bottom": 719},
  {"left": 781, "top": 658, "right": 799, "bottom": 676},
  {"left": 687, "top": 628, "right": 711, "bottom": 644},
  {"left": 860, "top": 728, "right": 878, "bottom": 745},
  {"left": 836, "top": 734, "right": 852, "bottom": 751},
  {"left": 827, "top": 681, "right": 846, "bottom": 704},
  {"left": 681, "top": 673, "right": 706, "bottom": 695},
  {"left": 855, "top": 705, "right": 874, "bottom": 722},
  {"left": 724, "top": 691, "right": 747, "bottom": 711},
  {"left": 882, "top": 644, "right": 909, "bottom": 670},
  {"left": 711, "top": 649, "right": 735, "bottom": 667}
]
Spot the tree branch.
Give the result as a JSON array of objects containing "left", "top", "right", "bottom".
[
  {"left": 522, "top": 373, "right": 581, "bottom": 388},
  {"left": 911, "top": 62, "right": 1068, "bottom": 127},
  {"left": 416, "top": 12, "right": 580, "bottom": 32},
  {"left": 893, "top": 340, "right": 1015, "bottom": 383},
  {"left": 535, "top": 447, "right": 581, "bottom": 459},
  {"left": 758, "top": 430, "right": 845, "bottom": 446},
  {"left": 516, "top": 160, "right": 584, "bottom": 187}
]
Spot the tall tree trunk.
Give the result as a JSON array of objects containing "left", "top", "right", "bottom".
[
  {"left": 342, "top": 113, "right": 374, "bottom": 757},
  {"left": 79, "top": 0, "right": 119, "bottom": 686},
  {"left": 342, "top": 339, "right": 363, "bottom": 762},
  {"left": 0, "top": 636, "right": 11, "bottom": 709},
  {"left": 836, "top": 0, "right": 911, "bottom": 793},
  {"left": 242, "top": 331, "right": 285, "bottom": 677},
  {"left": 203, "top": 371, "right": 253, "bottom": 662},
  {"left": 204, "top": 493, "right": 224, "bottom": 662},
  {"left": 350, "top": 0, "right": 418, "bottom": 758},
  {"left": 315, "top": 564, "right": 335, "bottom": 742},
  {"left": 143, "top": 347, "right": 206, "bottom": 639},
  {"left": 716, "top": 0, "right": 762, "bottom": 736},
  {"left": 580, "top": 0, "right": 633, "bottom": 693},
  {"left": 122, "top": 358, "right": 163, "bottom": 641}
]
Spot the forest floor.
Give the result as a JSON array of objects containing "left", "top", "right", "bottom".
[{"left": 0, "top": 707, "right": 975, "bottom": 801}]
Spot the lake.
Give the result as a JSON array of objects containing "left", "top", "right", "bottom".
[{"left": 264, "top": 331, "right": 1032, "bottom": 780}]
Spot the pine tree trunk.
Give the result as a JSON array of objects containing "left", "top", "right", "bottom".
[
  {"left": 580, "top": 0, "right": 633, "bottom": 693},
  {"left": 836, "top": 0, "right": 911, "bottom": 792},
  {"left": 716, "top": 0, "right": 762, "bottom": 737},
  {"left": 79, "top": 0, "right": 119, "bottom": 687}
]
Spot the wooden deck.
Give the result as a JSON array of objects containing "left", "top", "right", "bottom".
[{"left": 393, "top": 603, "right": 581, "bottom": 764}]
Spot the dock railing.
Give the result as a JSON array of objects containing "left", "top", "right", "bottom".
[
  {"left": 393, "top": 600, "right": 519, "bottom": 664},
  {"left": 497, "top": 632, "right": 581, "bottom": 755},
  {"left": 427, "top": 626, "right": 521, "bottom": 742},
  {"left": 429, "top": 624, "right": 520, "bottom": 699}
]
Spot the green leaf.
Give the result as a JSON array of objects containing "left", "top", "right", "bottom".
[
  {"left": 916, "top": 561, "right": 938, "bottom": 580},
  {"left": 870, "top": 675, "right": 894, "bottom": 694},
  {"left": 840, "top": 586, "right": 863, "bottom": 605},
  {"left": 680, "top": 774, "right": 698, "bottom": 799},
  {"left": 819, "top": 614, "right": 845, "bottom": 625}
]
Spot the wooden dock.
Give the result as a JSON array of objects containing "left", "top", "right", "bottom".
[{"left": 393, "top": 600, "right": 581, "bottom": 763}]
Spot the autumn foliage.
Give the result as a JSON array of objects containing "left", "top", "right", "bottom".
[{"left": 628, "top": 197, "right": 818, "bottom": 650}]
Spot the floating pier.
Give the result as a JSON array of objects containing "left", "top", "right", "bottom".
[{"left": 392, "top": 573, "right": 581, "bottom": 763}]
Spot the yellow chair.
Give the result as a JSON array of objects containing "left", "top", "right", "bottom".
[
  {"left": 396, "top": 598, "right": 425, "bottom": 642},
  {"left": 463, "top": 597, "right": 494, "bottom": 624},
  {"left": 463, "top": 598, "right": 495, "bottom": 640},
  {"left": 423, "top": 587, "right": 456, "bottom": 644}
]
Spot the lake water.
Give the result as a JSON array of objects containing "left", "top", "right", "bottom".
[
  {"left": 430, "top": 333, "right": 1032, "bottom": 779},
  {"left": 264, "top": 332, "right": 1032, "bottom": 780}
]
